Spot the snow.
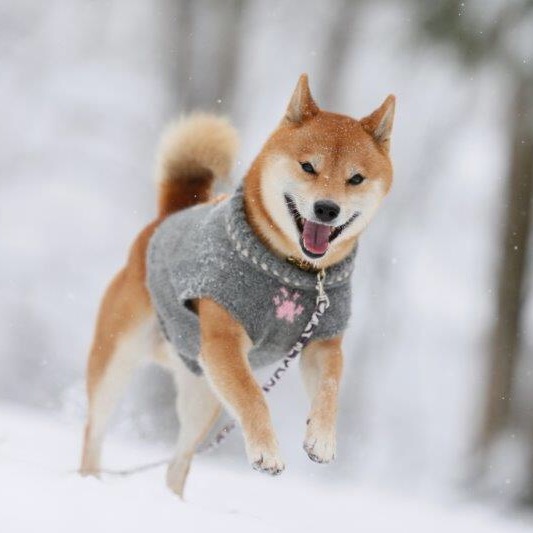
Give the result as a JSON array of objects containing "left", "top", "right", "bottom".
[
  {"left": 1, "top": 406, "right": 532, "bottom": 533},
  {"left": 2, "top": 0, "right": 533, "bottom": 523},
  {"left": 0, "top": 0, "right": 528, "bottom": 495}
]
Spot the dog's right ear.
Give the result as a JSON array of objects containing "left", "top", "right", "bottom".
[{"left": 285, "top": 74, "right": 319, "bottom": 123}]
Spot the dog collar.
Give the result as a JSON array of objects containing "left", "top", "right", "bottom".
[
  {"left": 225, "top": 188, "right": 357, "bottom": 290},
  {"left": 286, "top": 255, "right": 320, "bottom": 273}
]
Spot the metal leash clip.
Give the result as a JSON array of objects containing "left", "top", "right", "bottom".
[{"left": 316, "top": 269, "right": 330, "bottom": 309}]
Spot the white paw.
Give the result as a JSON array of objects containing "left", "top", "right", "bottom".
[
  {"left": 78, "top": 467, "right": 100, "bottom": 479},
  {"left": 166, "top": 457, "right": 191, "bottom": 498},
  {"left": 304, "top": 423, "right": 336, "bottom": 464},
  {"left": 247, "top": 442, "right": 285, "bottom": 476}
]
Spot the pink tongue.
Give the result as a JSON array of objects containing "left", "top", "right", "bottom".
[{"left": 302, "top": 220, "right": 331, "bottom": 255}]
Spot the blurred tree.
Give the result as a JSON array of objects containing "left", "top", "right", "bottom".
[
  {"left": 317, "top": 0, "right": 359, "bottom": 107},
  {"left": 171, "top": 0, "right": 244, "bottom": 113},
  {"left": 414, "top": 0, "right": 533, "bottom": 490}
]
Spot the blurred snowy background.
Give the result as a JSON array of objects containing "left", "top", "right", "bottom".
[{"left": 1, "top": 0, "right": 533, "bottom": 531}]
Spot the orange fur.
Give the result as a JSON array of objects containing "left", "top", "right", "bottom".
[
  {"left": 300, "top": 337, "right": 343, "bottom": 463},
  {"left": 156, "top": 113, "right": 239, "bottom": 216},
  {"left": 198, "top": 298, "right": 283, "bottom": 473},
  {"left": 244, "top": 74, "right": 394, "bottom": 268},
  {"left": 81, "top": 74, "right": 395, "bottom": 496}
]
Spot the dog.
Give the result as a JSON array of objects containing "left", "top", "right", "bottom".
[{"left": 80, "top": 74, "right": 395, "bottom": 497}]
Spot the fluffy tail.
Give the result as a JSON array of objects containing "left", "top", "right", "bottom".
[{"left": 155, "top": 113, "right": 239, "bottom": 217}]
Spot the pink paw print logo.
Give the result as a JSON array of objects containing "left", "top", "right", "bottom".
[{"left": 273, "top": 287, "right": 304, "bottom": 323}]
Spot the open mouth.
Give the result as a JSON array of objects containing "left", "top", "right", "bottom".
[{"left": 284, "top": 194, "right": 359, "bottom": 259}]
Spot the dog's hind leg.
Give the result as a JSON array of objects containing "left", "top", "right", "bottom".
[
  {"left": 80, "top": 342, "right": 136, "bottom": 475},
  {"left": 80, "top": 215, "right": 162, "bottom": 476},
  {"left": 157, "top": 343, "right": 221, "bottom": 498},
  {"left": 80, "top": 314, "right": 157, "bottom": 476},
  {"left": 80, "top": 257, "right": 158, "bottom": 476}
]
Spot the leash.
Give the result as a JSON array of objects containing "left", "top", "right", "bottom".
[{"left": 97, "top": 269, "right": 330, "bottom": 475}]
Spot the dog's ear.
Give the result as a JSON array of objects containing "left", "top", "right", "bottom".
[
  {"left": 360, "top": 95, "right": 396, "bottom": 152},
  {"left": 285, "top": 74, "right": 319, "bottom": 123}
]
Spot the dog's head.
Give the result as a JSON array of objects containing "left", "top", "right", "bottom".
[{"left": 244, "top": 74, "right": 395, "bottom": 267}]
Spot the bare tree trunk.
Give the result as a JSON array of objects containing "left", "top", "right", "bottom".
[
  {"left": 177, "top": 0, "right": 243, "bottom": 112},
  {"left": 159, "top": 0, "right": 244, "bottom": 113},
  {"left": 478, "top": 75, "right": 533, "bottom": 451},
  {"left": 156, "top": 0, "right": 195, "bottom": 110},
  {"left": 317, "top": 0, "right": 358, "bottom": 108},
  {"left": 175, "top": 0, "right": 195, "bottom": 110},
  {"left": 210, "top": 0, "right": 244, "bottom": 114}
]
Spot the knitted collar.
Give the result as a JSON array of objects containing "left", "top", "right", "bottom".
[{"left": 225, "top": 188, "right": 357, "bottom": 290}]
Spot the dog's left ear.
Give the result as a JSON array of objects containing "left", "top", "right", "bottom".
[
  {"left": 285, "top": 74, "right": 319, "bottom": 123},
  {"left": 360, "top": 95, "right": 396, "bottom": 152}
]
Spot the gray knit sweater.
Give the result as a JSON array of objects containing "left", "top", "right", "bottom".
[{"left": 146, "top": 188, "right": 356, "bottom": 374}]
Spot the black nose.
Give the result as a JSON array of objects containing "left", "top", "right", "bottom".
[{"left": 313, "top": 200, "right": 340, "bottom": 223}]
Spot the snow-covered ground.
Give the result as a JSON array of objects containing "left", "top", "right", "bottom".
[
  {"left": 1, "top": 405, "right": 532, "bottom": 533},
  {"left": 2, "top": 0, "right": 531, "bottom": 499},
  {"left": 2, "top": 1, "right": 533, "bottom": 528}
]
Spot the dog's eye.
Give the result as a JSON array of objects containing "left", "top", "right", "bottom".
[
  {"left": 300, "top": 162, "right": 316, "bottom": 174},
  {"left": 347, "top": 173, "right": 365, "bottom": 186}
]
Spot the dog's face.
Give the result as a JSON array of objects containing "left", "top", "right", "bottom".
[{"left": 247, "top": 75, "right": 395, "bottom": 266}]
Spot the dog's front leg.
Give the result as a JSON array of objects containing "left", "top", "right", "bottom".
[
  {"left": 198, "top": 298, "right": 284, "bottom": 475},
  {"left": 300, "top": 336, "right": 343, "bottom": 464}
]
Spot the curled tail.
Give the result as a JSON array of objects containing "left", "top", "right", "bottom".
[{"left": 155, "top": 113, "right": 239, "bottom": 217}]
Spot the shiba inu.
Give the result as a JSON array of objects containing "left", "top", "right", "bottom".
[{"left": 80, "top": 74, "right": 395, "bottom": 497}]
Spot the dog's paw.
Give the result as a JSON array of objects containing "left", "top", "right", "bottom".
[
  {"left": 251, "top": 452, "right": 285, "bottom": 476},
  {"left": 304, "top": 424, "right": 336, "bottom": 464},
  {"left": 166, "top": 457, "right": 191, "bottom": 499},
  {"left": 247, "top": 441, "right": 285, "bottom": 476},
  {"left": 78, "top": 467, "right": 100, "bottom": 479}
]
